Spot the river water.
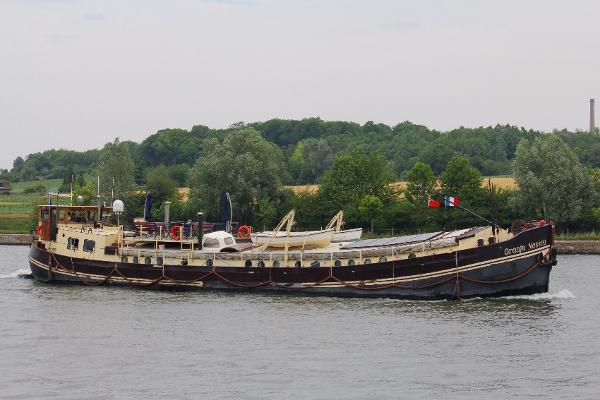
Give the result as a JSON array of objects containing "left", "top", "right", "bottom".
[{"left": 0, "top": 245, "right": 598, "bottom": 400}]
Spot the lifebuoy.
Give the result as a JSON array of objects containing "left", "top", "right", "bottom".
[
  {"left": 237, "top": 225, "right": 251, "bottom": 238},
  {"left": 170, "top": 225, "right": 181, "bottom": 241}
]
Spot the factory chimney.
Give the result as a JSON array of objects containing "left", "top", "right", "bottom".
[{"left": 591, "top": 99, "right": 596, "bottom": 133}]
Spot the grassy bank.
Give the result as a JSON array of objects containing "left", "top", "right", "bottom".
[
  {"left": 9, "top": 179, "right": 63, "bottom": 193},
  {"left": 556, "top": 232, "right": 600, "bottom": 241}
]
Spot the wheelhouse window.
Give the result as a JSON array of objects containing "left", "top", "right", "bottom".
[
  {"left": 83, "top": 239, "right": 95, "bottom": 252},
  {"left": 67, "top": 237, "right": 79, "bottom": 250},
  {"left": 203, "top": 238, "right": 220, "bottom": 248}
]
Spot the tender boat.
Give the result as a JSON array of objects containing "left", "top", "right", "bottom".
[
  {"left": 28, "top": 204, "right": 557, "bottom": 300},
  {"left": 251, "top": 229, "right": 335, "bottom": 249},
  {"left": 326, "top": 211, "right": 362, "bottom": 242}
]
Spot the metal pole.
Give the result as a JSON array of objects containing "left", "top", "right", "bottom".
[{"left": 197, "top": 212, "right": 204, "bottom": 250}]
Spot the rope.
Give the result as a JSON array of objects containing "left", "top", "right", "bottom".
[{"left": 42, "top": 249, "right": 551, "bottom": 297}]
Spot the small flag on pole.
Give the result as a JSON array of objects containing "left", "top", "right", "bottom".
[
  {"left": 444, "top": 196, "right": 459, "bottom": 207},
  {"left": 428, "top": 198, "right": 441, "bottom": 208}
]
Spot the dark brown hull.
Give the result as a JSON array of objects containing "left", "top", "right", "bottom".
[{"left": 28, "top": 225, "right": 556, "bottom": 300}]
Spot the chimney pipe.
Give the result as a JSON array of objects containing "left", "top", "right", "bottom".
[
  {"left": 591, "top": 99, "right": 596, "bottom": 133},
  {"left": 164, "top": 201, "right": 171, "bottom": 224}
]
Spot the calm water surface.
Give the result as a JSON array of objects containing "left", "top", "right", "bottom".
[{"left": 0, "top": 245, "right": 599, "bottom": 399}]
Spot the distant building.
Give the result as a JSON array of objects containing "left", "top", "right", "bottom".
[{"left": 0, "top": 182, "right": 11, "bottom": 194}]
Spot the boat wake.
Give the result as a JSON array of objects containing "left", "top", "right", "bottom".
[
  {"left": 510, "top": 289, "right": 575, "bottom": 300},
  {"left": 464, "top": 289, "right": 576, "bottom": 302},
  {"left": 0, "top": 268, "right": 31, "bottom": 279}
]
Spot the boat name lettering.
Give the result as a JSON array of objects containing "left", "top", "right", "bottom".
[
  {"left": 504, "top": 245, "right": 526, "bottom": 256},
  {"left": 504, "top": 240, "right": 547, "bottom": 256},
  {"left": 527, "top": 240, "right": 547, "bottom": 250}
]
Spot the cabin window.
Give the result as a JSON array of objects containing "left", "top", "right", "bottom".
[
  {"left": 204, "top": 238, "right": 220, "bottom": 248},
  {"left": 294, "top": 261, "right": 302, "bottom": 268},
  {"left": 245, "top": 260, "right": 253, "bottom": 268},
  {"left": 347, "top": 259, "right": 355, "bottom": 266},
  {"left": 67, "top": 237, "right": 79, "bottom": 250},
  {"left": 145, "top": 257, "right": 152, "bottom": 265},
  {"left": 334, "top": 259, "right": 342, "bottom": 267},
  {"left": 42, "top": 209, "right": 49, "bottom": 220},
  {"left": 83, "top": 239, "right": 95, "bottom": 252},
  {"left": 58, "top": 209, "right": 65, "bottom": 221},
  {"left": 157, "top": 257, "right": 164, "bottom": 266},
  {"left": 205, "top": 258, "right": 213, "bottom": 267},
  {"left": 224, "top": 237, "right": 234, "bottom": 246},
  {"left": 257, "top": 259, "right": 265, "bottom": 268}
]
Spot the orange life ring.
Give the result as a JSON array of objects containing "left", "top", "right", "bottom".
[
  {"left": 170, "top": 225, "right": 181, "bottom": 241},
  {"left": 237, "top": 225, "right": 251, "bottom": 238}
]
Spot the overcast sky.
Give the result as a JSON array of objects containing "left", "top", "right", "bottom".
[{"left": 1, "top": 0, "right": 599, "bottom": 169}]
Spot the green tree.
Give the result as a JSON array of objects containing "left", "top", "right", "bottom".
[
  {"left": 439, "top": 155, "right": 485, "bottom": 228},
  {"left": 441, "top": 155, "right": 483, "bottom": 203},
  {"left": 318, "top": 148, "right": 396, "bottom": 215},
  {"left": 96, "top": 138, "right": 135, "bottom": 199},
  {"left": 404, "top": 161, "right": 437, "bottom": 207},
  {"left": 145, "top": 165, "right": 178, "bottom": 206},
  {"left": 512, "top": 135, "right": 595, "bottom": 227},
  {"left": 188, "top": 128, "right": 285, "bottom": 225},
  {"left": 358, "top": 195, "right": 384, "bottom": 232}
]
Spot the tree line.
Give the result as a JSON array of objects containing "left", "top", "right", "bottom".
[
  {"left": 3, "top": 118, "right": 600, "bottom": 233},
  {"left": 5, "top": 118, "right": 600, "bottom": 187}
]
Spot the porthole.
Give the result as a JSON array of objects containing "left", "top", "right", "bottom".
[
  {"left": 378, "top": 256, "right": 387, "bottom": 263},
  {"left": 272, "top": 260, "right": 280, "bottom": 268},
  {"left": 334, "top": 259, "right": 342, "bottom": 267},
  {"left": 181, "top": 259, "right": 188, "bottom": 266},
  {"left": 205, "top": 258, "right": 214, "bottom": 267},
  {"left": 133, "top": 255, "right": 139, "bottom": 264},
  {"left": 245, "top": 259, "right": 253, "bottom": 268},
  {"left": 145, "top": 257, "right": 152, "bottom": 265},
  {"left": 408, "top": 253, "right": 416, "bottom": 259},
  {"left": 121, "top": 255, "right": 128, "bottom": 263},
  {"left": 157, "top": 256, "right": 164, "bottom": 266},
  {"left": 257, "top": 259, "right": 265, "bottom": 268},
  {"left": 294, "top": 261, "right": 302, "bottom": 268},
  {"left": 364, "top": 258, "right": 372, "bottom": 264},
  {"left": 347, "top": 259, "right": 355, "bottom": 266}
]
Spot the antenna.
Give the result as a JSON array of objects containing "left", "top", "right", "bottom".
[{"left": 70, "top": 174, "right": 74, "bottom": 206}]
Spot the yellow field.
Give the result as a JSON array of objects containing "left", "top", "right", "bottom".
[{"left": 286, "top": 177, "right": 517, "bottom": 195}]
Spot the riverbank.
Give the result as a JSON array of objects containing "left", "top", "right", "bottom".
[
  {"left": 0, "top": 234, "right": 31, "bottom": 245},
  {"left": 554, "top": 240, "right": 600, "bottom": 254}
]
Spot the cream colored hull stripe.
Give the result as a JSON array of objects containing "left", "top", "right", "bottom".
[
  {"left": 29, "top": 256, "right": 206, "bottom": 287},
  {"left": 29, "top": 244, "right": 549, "bottom": 289},
  {"left": 310, "top": 245, "right": 550, "bottom": 287}
]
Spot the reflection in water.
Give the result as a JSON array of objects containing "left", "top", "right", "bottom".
[{"left": 1, "top": 246, "right": 598, "bottom": 400}]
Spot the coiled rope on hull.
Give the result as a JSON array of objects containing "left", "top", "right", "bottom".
[{"left": 43, "top": 249, "right": 551, "bottom": 299}]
